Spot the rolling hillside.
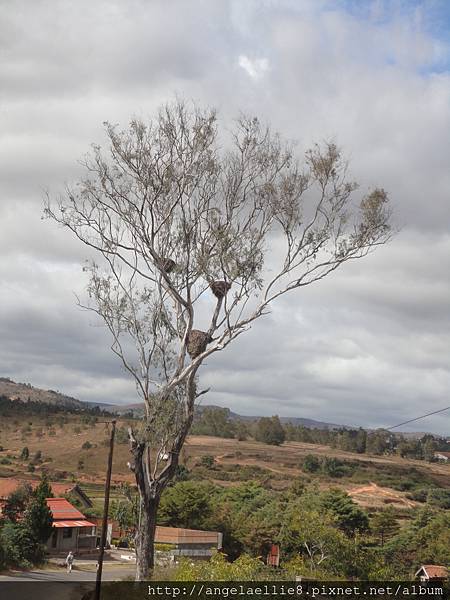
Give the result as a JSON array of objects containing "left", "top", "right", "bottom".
[{"left": 0, "top": 377, "right": 85, "bottom": 410}]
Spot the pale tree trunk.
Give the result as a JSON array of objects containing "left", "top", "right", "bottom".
[
  {"left": 131, "top": 373, "right": 199, "bottom": 580},
  {"left": 135, "top": 493, "right": 160, "bottom": 580}
]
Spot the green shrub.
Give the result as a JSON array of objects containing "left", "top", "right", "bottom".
[
  {"left": 302, "top": 454, "right": 320, "bottom": 473},
  {"left": 406, "top": 489, "right": 428, "bottom": 503},
  {"left": 199, "top": 455, "right": 215, "bottom": 468},
  {"left": 427, "top": 488, "right": 450, "bottom": 509}
]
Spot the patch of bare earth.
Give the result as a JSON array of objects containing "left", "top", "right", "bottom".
[{"left": 347, "top": 482, "right": 417, "bottom": 509}]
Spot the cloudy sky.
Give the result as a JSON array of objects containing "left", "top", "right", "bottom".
[{"left": 1, "top": 0, "right": 449, "bottom": 434}]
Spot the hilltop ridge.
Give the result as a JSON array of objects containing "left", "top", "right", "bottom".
[{"left": 0, "top": 377, "right": 85, "bottom": 410}]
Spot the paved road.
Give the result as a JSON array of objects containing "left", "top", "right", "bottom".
[
  {"left": 0, "top": 566, "right": 137, "bottom": 600},
  {"left": 0, "top": 564, "right": 136, "bottom": 581}
]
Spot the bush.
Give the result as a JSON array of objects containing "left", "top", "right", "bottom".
[
  {"left": 406, "top": 489, "right": 428, "bottom": 503},
  {"left": 0, "top": 523, "right": 33, "bottom": 568},
  {"left": 321, "top": 457, "right": 352, "bottom": 478},
  {"left": 427, "top": 488, "right": 450, "bottom": 509},
  {"left": 115, "top": 427, "right": 129, "bottom": 444},
  {"left": 302, "top": 454, "right": 320, "bottom": 473},
  {"left": 174, "top": 552, "right": 269, "bottom": 581},
  {"left": 199, "top": 455, "right": 215, "bottom": 468},
  {"left": 174, "top": 464, "right": 190, "bottom": 482},
  {"left": 81, "top": 441, "right": 92, "bottom": 450}
]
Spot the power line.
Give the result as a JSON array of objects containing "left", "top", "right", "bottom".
[{"left": 385, "top": 405, "right": 450, "bottom": 431}]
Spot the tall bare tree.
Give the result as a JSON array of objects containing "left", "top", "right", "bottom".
[{"left": 45, "top": 99, "right": 392, "bottom": 579}]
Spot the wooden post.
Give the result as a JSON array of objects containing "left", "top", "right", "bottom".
[{"left": 94, "top": 420, "right": 116, "bottom": 600}]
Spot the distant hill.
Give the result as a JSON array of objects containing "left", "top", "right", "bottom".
[
  {"left": 0, "top": 377, "right": 438, "bottom": 437},
  {"left": 0, "top": 377, "right": 85, "bottom": 410},
  {"left": 88, "top": 400, "right": 347, "bottom": 430},
  {"left": 194, "top": 404, "right": 346, "bottom": 430}
]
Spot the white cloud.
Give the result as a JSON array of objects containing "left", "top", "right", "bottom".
[{"left": 238, "top": 55, "right": 270, "bottom": 80}]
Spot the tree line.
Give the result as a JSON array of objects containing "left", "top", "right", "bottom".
[{"left": 191, "top": 407, "right": 449, "bottom": 460}]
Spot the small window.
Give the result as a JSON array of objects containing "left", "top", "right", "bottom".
[{"left": 63, "top": 528, "right": 73, "bottom": 539}]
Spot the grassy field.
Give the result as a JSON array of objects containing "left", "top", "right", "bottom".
[{"left": 1, "top": 416, "right": 449, "bottom": 512}]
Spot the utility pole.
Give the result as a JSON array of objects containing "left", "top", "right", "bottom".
[{"left": 94, "top": 419, "right": 116, "bottom": 600}]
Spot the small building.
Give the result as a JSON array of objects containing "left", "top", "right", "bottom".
[
  {"left": 46, "top": 498, "right": 97, "bottom": 555},
  {"left": 154, "top": 526, "right": 223, "bottom": 559},
  {"left": 267, "top": 544, "right": 280, "bottom": 567},
  {"left": 415, "top": 565, "right": 449, "bottom": 583},
  {"left": 434, "top": 452, "right": 450, "bottom": 462}
]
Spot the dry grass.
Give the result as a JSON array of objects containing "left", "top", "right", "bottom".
[{"left": 1, "top": 418, "right": 448, "bottom": 510}]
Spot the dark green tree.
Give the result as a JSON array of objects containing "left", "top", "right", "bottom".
[
  {"left": 0, "top": 522, "right": 44, "bottom": 567},
  {"left": 321, "top": 489, "right": 369, "bottom": 535},
  {"left": 193, "top": 407, "right": 236, "bottom": 438},
  {"left": 34, "top": 473, "right": 53, "bottom": 501},
  {"left": 366, "top": 430, "right": 390, "bottom": 455},
  {"left": 254, "top": 416, "right": 285, "bottom": 446},
  {"left": 158, "top": 481, "right": 216, "bottom": 530},
  {"left": 235, "top": 421, "right": 249, "bottom": 441},
  {"left": 370, "top": 508, "right": 399, "bottom": 546},
  {"left": 24, "top": 493, "right": 53, "bottom": 544}
]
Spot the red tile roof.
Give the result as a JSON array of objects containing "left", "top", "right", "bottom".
[
  {"left": 46, "top": 498, "right": 95, "bottom": 529},
  {"left": 47, "top": 497, "right": 86, "bottom": 521},
  {"left": 417, "top": 565, "right": 449, "bottom": 579},
  {"left": 53, "top": 520, "right": 95, "bottom": 528}
]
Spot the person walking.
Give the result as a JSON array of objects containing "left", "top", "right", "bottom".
[{"left": 65, "top": 550, "right": 74, "bottom": 573}]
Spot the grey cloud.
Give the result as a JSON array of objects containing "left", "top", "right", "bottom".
[{"left": 0, "top": 0, "right": 449, "bottom": 435}]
